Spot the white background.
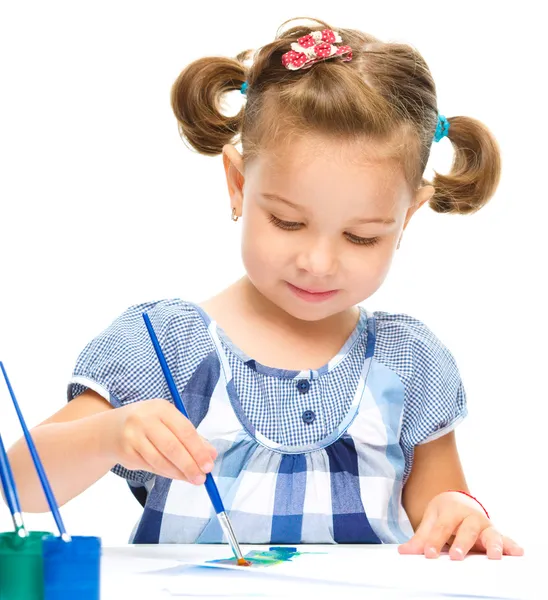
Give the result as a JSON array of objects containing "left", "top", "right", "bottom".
[{"left": 0, "top": 1, "right": 545, "bottom": 548}]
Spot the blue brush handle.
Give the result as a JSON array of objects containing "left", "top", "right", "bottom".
[
  {"left": 0, "top": 433, "right": 22, "bottom": 518},
  {"left": 0, "top": 362, "right": 69, "bottom": 539},
  {"left": 143, "top": 313, "right": 225, "bottom": 514}
]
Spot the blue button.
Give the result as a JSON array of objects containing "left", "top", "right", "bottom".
[
  {"left": 302, "top": 410, "right": 315, "bottom": 424},
  {"left": 297, "top": 379, "right": 310, "bottom": 394}
]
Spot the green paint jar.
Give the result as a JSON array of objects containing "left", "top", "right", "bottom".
[{"left": 0, "top": 531, "right": 53, "bottom": 600}]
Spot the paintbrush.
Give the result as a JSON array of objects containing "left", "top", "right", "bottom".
[
  {"left": 142, "top": 313, "right": 249, "bottom": 566},
  {"left": 0, "top": 429, "right": 28, "bottom": 539},
  {"left": 0, "top": 362, "right": 71, "bottom": 542}
]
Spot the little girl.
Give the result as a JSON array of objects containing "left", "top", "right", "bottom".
[{"left": 8, "top": 17, "right": 523, "bottom": 560}]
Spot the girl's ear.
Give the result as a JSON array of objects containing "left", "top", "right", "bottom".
[
  {"left": 402, "top": 184, "right": 435, "bottom": 231},
  {"left": 222, "top": 144, "right": 245, "bottom": 219}
]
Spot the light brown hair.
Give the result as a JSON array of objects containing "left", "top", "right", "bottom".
[{"left": 171, "top": 17, "right": 501, "bottom": 214}]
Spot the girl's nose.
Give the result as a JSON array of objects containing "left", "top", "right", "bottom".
[{"left": 295, "top": 237, "right": 338, "bottom": 277}]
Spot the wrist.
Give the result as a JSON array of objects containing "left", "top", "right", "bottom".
[
  {"left": 448, "top": 490, "right": 490, "bottom": 518},
  {"left": 91, "top": 408, "right": 123, "bottom": 466}
]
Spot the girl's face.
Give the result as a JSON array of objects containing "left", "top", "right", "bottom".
[{"left": 224, "top": 134, "right": 432, "bottom": 322}]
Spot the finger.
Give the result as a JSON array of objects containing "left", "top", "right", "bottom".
[
  {"left": 164, "top": 410, "right": 217, "bottom": 473},
  {"left": 147, "top": 425, "right": 206, "bottom": 485},
  {"left": 424, "top": 514, "right": 462, "bottom": 558},
  {"left": 134, "top": 436, "right": 188, "bottom": 481},
  {"left": 501, "top": 535, "right": 525, "bottom": 557},
  {"left": 200, "top": 435, "right": 218, "bottom": 459},
  {"left": 473, "top": 526, "right": 503, "bottom": 560},
  {"left": 450, "top": 515, "right": 489, "bottom": 560},
  {"left": 399, "top": 505, "right": 439, "bottom": 555}
]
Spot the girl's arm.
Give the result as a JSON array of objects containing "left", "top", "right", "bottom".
[
  {"left": 5, "top": 390, "right": 119, "bottom": 512},
  {"left": 401, "top": 431, "right": 523, "bottom": 558},
  {"left": 5, "top": 389, "right": 218, "bottom": 512},
  {"left": 402, "top": 431, "right": 468, "bottom": 530}
]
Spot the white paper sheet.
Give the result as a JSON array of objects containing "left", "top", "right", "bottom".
[{"left": 99, "top": 544, "right": 538, "bottom": 600}]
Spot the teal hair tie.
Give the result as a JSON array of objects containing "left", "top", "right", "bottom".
[
  {"left": 434, "top": 114, "right": 450, "bottom": 142},
  {"left": 240, "top": 81, "right": 248, "bottom": 95}
]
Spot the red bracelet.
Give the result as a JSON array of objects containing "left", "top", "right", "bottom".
[{"left": 448, "top": 490, "right": 490, "bottom": 519}]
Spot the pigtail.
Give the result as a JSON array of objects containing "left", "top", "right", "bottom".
[
  {"left": 430, "top": 116, "right": 502, "bottom": 214},
  {"left": 170, "top": 53, "right": 249, "bottom": 156},
  {"left": 171, "top": 17, "right": 503, "bottom": 216}
]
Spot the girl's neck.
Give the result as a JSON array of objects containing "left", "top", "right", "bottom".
[
  {"left": 201, "top": 276, "right": 360, "bottom": 341},
  {"left": 199, "top": 277, "right": 362, "bottom": 371}
]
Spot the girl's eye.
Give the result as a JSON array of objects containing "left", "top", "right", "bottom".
[
  {"left": 344, "top": 233, "right": 380, "bottom": 247},
  {"left": 269, "top": 214, "right": 380, "bottom": 247},
  {"left": 269, "top": 215, "right": 303, "bottom": 230}
]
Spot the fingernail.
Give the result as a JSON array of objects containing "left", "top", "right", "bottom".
[
  {"left": 492, "top": 545, "right": 503, "bottom": 558},
  {"left": 452, "top": 547, "right": 464, "bottom": 560},
  {"left": 193, "top": 474, "right": 206, "bottom": 485},
  {"left": 201, "top": 462, "right": 214, "bottom": 473},
  {"left": 427, "top": 547, "right": 439, "bottom": 558}
]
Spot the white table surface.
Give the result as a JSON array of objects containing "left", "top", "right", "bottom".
[{"left": 99, "top": 543, "right": 540, "bottom": 600}]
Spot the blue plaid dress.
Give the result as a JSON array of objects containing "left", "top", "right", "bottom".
[{"left": 68, "top": 299, "right": 467, "bottom": 544}]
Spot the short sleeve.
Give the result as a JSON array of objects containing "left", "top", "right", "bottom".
[
  {"left": 374, "top": 312, "right": 468, "bottom": 478},
  {"left": 68, "top": 300, "right": 169, "bottom": 407},
  {"left": 67, "top": 298, "right": 189, "bottom": 484}
]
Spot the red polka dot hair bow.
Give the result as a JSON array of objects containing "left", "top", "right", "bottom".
[{"left": 281, "top": 29, "right": 353, "bottom": 71}]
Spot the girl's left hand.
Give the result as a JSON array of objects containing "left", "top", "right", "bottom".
[{"left": 398, "top": 491, "right": 524, "bottom": 560}]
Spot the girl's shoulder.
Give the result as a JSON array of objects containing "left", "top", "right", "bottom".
[
  {"left": 111, "top": 297, "right": 202, "bottom": 327},
  {"left": 82, "top": 296, "right": 212, "bottom": 357},
  {"left": 89, "top": 297, "right": 211, "bottom": 345},
  {"left": 370, "top": 309, "right": 467, "bottom": 449},
  {"left": 69, "top": 298, "right": 213, "bottom": 405},
  {"left": 371, "top": 309, "right": 458, "bottom": 372}
]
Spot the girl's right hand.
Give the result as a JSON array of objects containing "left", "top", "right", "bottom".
[{"left": 107, "top": 398, "right": 218, "bottom": 484}]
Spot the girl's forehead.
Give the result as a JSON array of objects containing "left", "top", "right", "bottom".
[
  {"left": 250, "top": 133, "right": 406, "bottom": 178},
  {"left": 246, "top": 134, "right": 413, "bottom": 211}
]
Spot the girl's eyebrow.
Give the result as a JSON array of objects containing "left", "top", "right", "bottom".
[
  {"left": 262, "top": 193, "right": 396, "bottom": 225},
  {"left": 262, "top": 193, "right": 301, "bottom": 209}
]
